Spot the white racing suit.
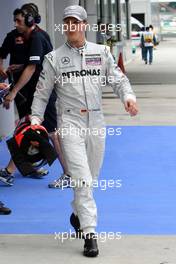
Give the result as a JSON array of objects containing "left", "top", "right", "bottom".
[{"left": 31, "top": 41, "right": 136, "bottom": 234}]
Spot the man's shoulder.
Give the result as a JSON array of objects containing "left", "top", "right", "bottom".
[
  {"left": 44, "top": 44, "right": 69, "bottom": 67},
  {"left": 30, "top": 27, "right": 51, "bottom": 42},
  {"left": 86, "top": 41, "right": 110, "bottom": 57},
  {"left": 37, "top": 29, "right": 50, "bottom": 39},
  {"left": 45, "top": 50, "right": 56, "bottom": 65},
  {"left": 30, "top": 27, "right": 53, "bottom": 53},
  {"left": 47, "top": 44, "right": 68, "bottom": 58},
  {"left": 55, "top": 44, "right": 68, "bottom": 53},
  {"left": 86, "top": 41, "right": 110, "bottom": 52},
  {"left": 86, "top": 41, "right": 102, "bottom": 48},
  {"left": 5, "top": 29, "right": 19, "bottom": 38},
  {"left": 30, "top": 28, "right": 45, "bottom": 39}
]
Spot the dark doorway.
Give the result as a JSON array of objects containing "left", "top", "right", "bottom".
[{"left": 132, "top": 13, "right": 145, "bottom": 25}]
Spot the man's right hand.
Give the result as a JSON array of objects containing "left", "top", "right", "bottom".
[{"left": 0, "top": 67, "right": 8, "bottom": 80}]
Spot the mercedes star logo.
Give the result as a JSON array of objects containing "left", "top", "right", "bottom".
[{"left": 61, "top": 57, "right": 70, "bottom": 64}]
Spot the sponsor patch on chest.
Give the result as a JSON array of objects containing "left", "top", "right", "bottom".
[{"left": 85, "top": 54, "right": 102, "bottom": 66}]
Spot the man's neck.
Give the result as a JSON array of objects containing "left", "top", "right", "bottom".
[
  {"left": 24, "top": 25, "right": 36, "bottom": 39},
  {"left": 67, "top": 39, "right": 86, "bottom": 49}
]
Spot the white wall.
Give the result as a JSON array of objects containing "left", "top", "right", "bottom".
[
  {"left": 85, "top": 0, "right": 97, "bottom": 43},
  {"left": 34, "top": 0, "right": 47, "bottom": 30},
  {"left": 131, "top": 0, "right": 151, "bottom": 26},
  {"left": 131, "top": 0, "right": 161, "bottom": 34}
]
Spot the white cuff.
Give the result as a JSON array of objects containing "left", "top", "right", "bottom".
[
  {"left": 30, "top": 116, "right": 42, "bottom": 125},
  {"left": 124, "top": 94, "right": 136, "bottom": 103},
  {"left": 83, "top": 227, "right": 96, "bottom": 235}
]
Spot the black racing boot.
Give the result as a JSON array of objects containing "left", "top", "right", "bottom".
[
  {"left": 0, "top": 202, "right": 11, "bottom": 215},
  {"left": 83, "top": 233, "right": 99, "bottom": 257},
  {"left": 70, "top": 213, "right": 83, "bottom": 238}
]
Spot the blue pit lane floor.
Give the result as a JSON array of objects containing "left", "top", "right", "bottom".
[{"left": 0, "top": 126, "right": 176, "bottom": 234}]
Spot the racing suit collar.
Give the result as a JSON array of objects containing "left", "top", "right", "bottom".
[{"left": 65, "top": 41, "right": 87, "bottom": 54}]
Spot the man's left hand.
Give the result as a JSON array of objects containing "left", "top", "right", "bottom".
[
  {"left": 124, "top": 99, "right": 138, "bottom": 116},
  {"left": 0, "top": 83, "right": 8, "bottom": 90}
]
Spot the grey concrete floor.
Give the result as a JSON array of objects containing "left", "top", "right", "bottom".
[
  {"left": 1, "top": 39, "right": 176, "bottom": 263},
  {"left": 1, "top": 235, "right": 176, "bottom": 264}
]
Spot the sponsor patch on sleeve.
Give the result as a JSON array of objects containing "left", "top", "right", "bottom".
[{"left": 29, "top": 56, "right": 40, "bottom": 61}]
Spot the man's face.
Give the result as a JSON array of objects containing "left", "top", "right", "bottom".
[
  {"left": 14, "top": 14, "right": 28, "bottom": 33},
  {"left": 63, "top": 17, "right": 86, "bottom": 42}
]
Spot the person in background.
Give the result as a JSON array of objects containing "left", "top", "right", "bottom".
[
  {"left": 0, "top": 201, "right": 11, "bottom": 215},
  {"left": 0, "top": 3, "right": 69, "bottom": 187},
  {"left": 0, "top": 83, "right": 12, "bottom": 215},
  {"left": 149, "top": 24, "right": 157, "bottom": 49},
  {"left": 141, "top": 26, "right": 156, "bottom": 65},
  {"left": 140, "top": 26, "right": 146, "bottom": 61}
]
